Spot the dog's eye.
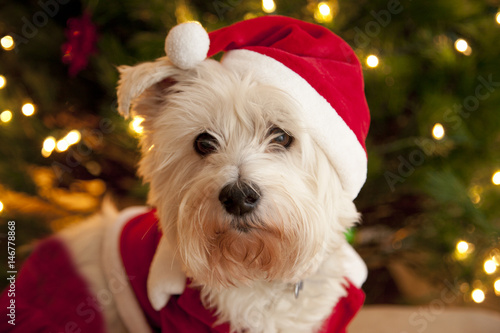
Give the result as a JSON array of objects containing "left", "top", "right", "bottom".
[
  {"left": 268, "top": 127, "right": 293, "bottom": 148},
  {"left": 194, "top": 132, "right": 218, "bottom": 156}
]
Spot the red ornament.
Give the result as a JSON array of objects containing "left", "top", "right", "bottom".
[{"left": 61, "top": 12, "right": 98, "bottom": 77}]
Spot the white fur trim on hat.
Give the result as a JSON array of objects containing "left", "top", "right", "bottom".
[
  {"left": 221, "top": 50, "right": 367, "bottom": 200},
  {"left": 165, "top": 21, "right": 210, "bottom": 70}
]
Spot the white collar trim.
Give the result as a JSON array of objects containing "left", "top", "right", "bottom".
[{"left": 147, "top": 236, "right": 187, "bottom": 310}]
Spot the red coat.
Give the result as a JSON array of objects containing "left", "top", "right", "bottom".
[{"left": 0, "top": 209, "right": 365, "bottom": 332}]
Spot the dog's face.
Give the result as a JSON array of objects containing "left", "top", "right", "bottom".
[{"left": 118, "top": 58, "right": 359, "bottom": 289}]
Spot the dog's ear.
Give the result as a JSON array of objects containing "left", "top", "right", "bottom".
[{"left": 116, "top": 57, "right": 181, "bottom": 118}]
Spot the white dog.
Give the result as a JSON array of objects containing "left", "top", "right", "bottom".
[{"left": 1, "top": 16, "right": 370, "bottom": 333}]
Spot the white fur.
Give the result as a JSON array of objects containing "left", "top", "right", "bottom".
[
  {"left": 203, "top": 247, "right": 354, "bottom": 333},
  {"left": 57, "top": 56, "right": 366, "bottom": 333}
]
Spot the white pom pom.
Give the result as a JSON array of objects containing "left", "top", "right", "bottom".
[{"left": 165, "top": 22, "right": 210, "bottom": 70}]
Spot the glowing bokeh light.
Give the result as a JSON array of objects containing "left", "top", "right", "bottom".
[
  {"left": 22, "top": 103, "right": 35, "bottom": 116},
  {"left": 471, "top": 289, "right": 485, "bottom": 303},
  {"left": 456, "top": 241, "right": 469, "bottom": 254},
  {"left": 455, "top": 39, "right": 468, "bottom": 53},
  {"left": 432, "top": 123, "right": 445, "bottom": 140},
  {"left": 130, "top": 116, "right": 145, "bottom": 134},
  {"left": 262, "top": 0, "right": 276, "bottom": 13},
  {"left": 492, "top": 171, "right": 500, "bottom": 185},
  {"left": 56, "top": 140, "right": 69, "bottom": 152},
  {"left": 65, "top": 130, "right": 81, "bottom": 145},
  {"left": 0, "top": 110, "right": 12, "bottom": 123},
  {"left": 366, "top": 55, "right": 379, "bottom": 68},
  {"left": 494, "top": 279, "right": 500, "bottom": 293},
  {"left": 41, "top": 148, "right": 52, "bottom": 158},
  {"left": 43, "top": 137, "right": 56, "bottom": 153},
  {"left": 1, "top": 35, "right": 14, "bottom": 51},
  {"left": 484, "top": 259, "right": 497, "bottom": 274},
  {"left": 318, "top": 2, "right": 331, "bottom": 16},
  {"left": 315, "top": 2, "right": 334, "bottom": 23}
]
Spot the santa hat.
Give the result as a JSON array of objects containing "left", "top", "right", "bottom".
[{"left": 135, "top": 16, "right": 370, "bottom": 199}]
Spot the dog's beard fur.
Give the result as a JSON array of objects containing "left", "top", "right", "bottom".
[{"left": 127, "top": 59, "right": 359, "bottom": 291}]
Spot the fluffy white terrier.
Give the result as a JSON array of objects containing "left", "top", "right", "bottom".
[
  {"left": 59, "top": 57, "right": 365, "bottom": 333},
  {"left": 8, "top": 17, "right": 371, "bottom": 333},
  {"left": 126, "top": 57, "right": 360, "bottom": 329}
]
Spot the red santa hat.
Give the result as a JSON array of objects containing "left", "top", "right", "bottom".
[{"left": 165, "top": 16, "right": 370, "bottom": 199}]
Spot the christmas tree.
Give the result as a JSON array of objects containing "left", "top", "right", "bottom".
[{"left": 1, "top": 0, "right": 499, "bottom": 310}]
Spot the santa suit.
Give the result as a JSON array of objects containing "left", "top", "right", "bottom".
[{"left": 0, "top": 207, "right": 365, "bottom": 332}]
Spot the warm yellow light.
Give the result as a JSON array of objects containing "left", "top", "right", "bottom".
[
  {"left": 496, "top": 12, "right": 500, "bottom": 25},
  {"left": 0, "top": 75, "right": 6, "bottom": 89},
  {"left": 43, "top": 136, "right": 56, "bottom": 153},
  {"left": 471, "top": 289, "right": 485, "bottom": 303},
  {"left": 262, "top": 0, "right": 276, "bottom": 13},
  {"left": 130, "top": 116, "right": 144, "bottom": 134},
  {"left": 41, "top": 148, "right": 52, "bottom": 158},
  {"left": 65, "top": 130, "right": 81, "bottom": 145},
  {"left": 492, "top": 171, "right": 500, "bottom": 185},
  {"left": 455, "top": 39, "right": 468, "bottom": 53},
  {"left": 484, "top": 259, "right": 497, "bottom": 274},
  {"left": 318, "top": 2, "right": 331, "bottom": 16},
  {"left": 366, "top": 55, "right": 379, "bottom": 68},
  {"left": 315, "top": 2, "right": 334, "bottom": 23},
  {"left": 0, "top": 201, "right": 3, "bottom": 212},
  {"left": 494, "top": 279, "right": 500, "bottom": 292},
  {"left": 456, "top": 241, "right": 469, "bottom": 254},
  {"left": 56, "top": 140, "right": 69, "bottom": 152},
  {"left": 432, "top": 123, "right": 445, "bottom": 140},
  {"left": 1, "top": 35, "right": 15, "bottom": 51},
  {"left": 0, "top": 110, "right": 12, "bottom": 123},
  {"left": 22, "top": 103, "right": 35, "bottom": 116},
  {"left": 454, "top": 240, "right": 474, "bottom": 261}
]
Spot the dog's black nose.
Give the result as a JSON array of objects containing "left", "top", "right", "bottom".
[{"left": 219, "top": 182, "right": 261, "bottom": 216}]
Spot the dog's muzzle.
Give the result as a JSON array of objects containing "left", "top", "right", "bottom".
[{"left": 218, "top": 182, "right": 261, "bottom": 217}]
